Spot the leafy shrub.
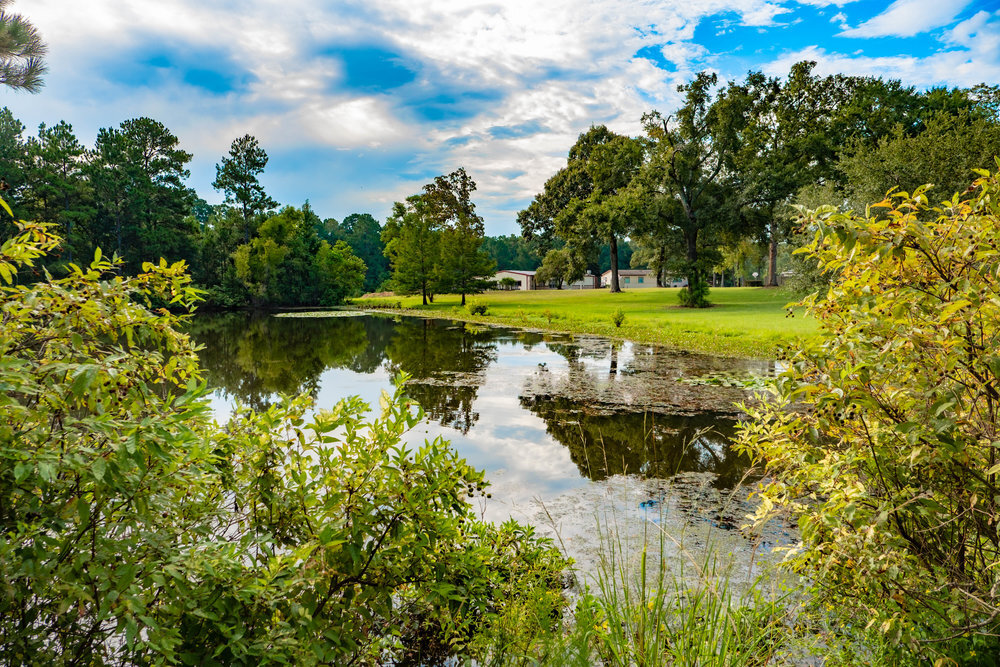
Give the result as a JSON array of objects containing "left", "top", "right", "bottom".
[
  {"left": 610, "top": 307, "right": 625, "bottom": 328},
  {"left": 738, "top": 170, "right": 1000, "bottom": 658},
  {"left": 677, "top": 277, "right": 710, "bottom": 308},
  {"left": 0, "top": 214, "right": 568, "bottom": 664},
  {"left": 468, "top": 299, "right": 488, "bottom": 315}
]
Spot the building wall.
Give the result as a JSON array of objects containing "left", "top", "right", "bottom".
[{"left": 493, "top": 271, "right": 535, "bottom": 290}]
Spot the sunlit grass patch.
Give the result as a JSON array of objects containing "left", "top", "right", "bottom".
[{"left": 357, "top": 287, "right": 816, "bottom": 358}]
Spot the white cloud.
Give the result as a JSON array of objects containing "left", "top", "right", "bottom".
[
  {"left": 839, "top": 0, "right": 972, "bottom": 38},
  {"left": 764, "top": 41, "right": 1000, "bottom": 89}
]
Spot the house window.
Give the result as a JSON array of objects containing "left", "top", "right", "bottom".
[
  {"left": 638, "top": 277, "right": 644, "bottom": 284},
  {"left": 624, "top": 277, "right": 630, "bottom": 283}
]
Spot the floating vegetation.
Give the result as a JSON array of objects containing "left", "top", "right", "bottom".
[
  {"left": 677, "top": 371, "right": 775, "bottom": 391},
  {"left": 273, "top": 310, "right": 368, "bottom": 318}
]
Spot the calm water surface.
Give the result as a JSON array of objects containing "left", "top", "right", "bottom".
[{"left": 189, "top": 312, "right": 793, "bottom": 575}]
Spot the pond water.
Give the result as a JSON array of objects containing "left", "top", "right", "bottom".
[{"left": 188, "top": 312, "right": 795, "bottom": 581}]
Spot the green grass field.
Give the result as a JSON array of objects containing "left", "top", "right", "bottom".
[{"left": 357, "top": 287, "right": 818, "bottom": 359}]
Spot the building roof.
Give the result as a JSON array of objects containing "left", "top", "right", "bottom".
[{"left": 496, "top": 270, "right": 537, "bottom": 276}]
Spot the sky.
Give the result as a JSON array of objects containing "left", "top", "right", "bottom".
[{"left": 4, "top": 0, "right": 1000, "bottom": 235}]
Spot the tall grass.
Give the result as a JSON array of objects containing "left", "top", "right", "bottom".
[
  {"left": 584, "top": 517, "right": 790, "bottom": 666},
  {"left": 467, "top": 477, "right": 796, "bottom": 666}
]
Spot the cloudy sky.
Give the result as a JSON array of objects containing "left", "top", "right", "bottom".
[{"left": 6, "top": 0, "right": 1000, "bottom": 235}]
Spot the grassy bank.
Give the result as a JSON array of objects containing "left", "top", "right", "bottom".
[{"left": 357, "top": 287, "right": 817, "bottom": 359}]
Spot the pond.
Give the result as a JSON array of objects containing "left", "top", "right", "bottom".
[{"left": 188, "top": 312, "right": 794, "bottom": 580}]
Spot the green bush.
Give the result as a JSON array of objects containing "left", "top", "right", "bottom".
[
  {"left": 611, "top": 307, "right": 625, "bottom": 328},
  {"left": 678, "top": 277, "right": 710, "bottom": 308},
  {"left": 468, "top": 299, "right": 489, "bottom": 315},
  {"left": 738, "top": 170, "right": 1000, "bottom": 659},
  {"left": 0, "top": 215, "right": 568, "bottom": 664}
]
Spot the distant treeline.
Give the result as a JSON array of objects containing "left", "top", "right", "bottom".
[
  {"left": 0, "top": 108, "right": 631, "bottom": 308},
  {"left": 517, "top": 61, "right": 1000, "bottom": 303}
]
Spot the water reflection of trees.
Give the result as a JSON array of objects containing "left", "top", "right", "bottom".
[
  {"left": 188, "top": 313, "right": 376, "bottom": 410},
  {"left": 189, "top": 314, "right": 498, "bottom": 432},
  {"left": 384, "top": 319, "right": 497, "bottom": 434},
  {"left": 521, "top": 396, "right": 750, "bottom": 488}
]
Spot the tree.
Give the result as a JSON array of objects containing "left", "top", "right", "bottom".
[
  {"left": 535, "top": 248, "right": 584, "bottom": 289},
  {"left": 212, "top": 134, "right": 277, "bottom": 243},
  {"left": 87, "top": 118, "right": 196, "bottom": 272},
  {"left": 838, "top": 110, "right": 1000, "bottom": 212},
  {"left": 382, "top": 195, "right": 442, "bottom": 305},
  {"left": 23, "top": 121, "right": 93, "bottom": 264},
  {"left": 559, "top": 133, "right": 644, "bottom": 293},
  {"left": 520, "top": 126, "right": 642, "bottom": 293},
  {"left": 641, "top": 73, "right": 741, "bottom": 307},
  {"left": 518, "top": 126, "right": 615, "bottom": 256},
  {"left": 0, "top": 106, "right": 25, "bottom": 236},
  {"left": 721, "top": 62, "right": 843, "bottom": 286},
  {"left": 423, "top": 168, "right": 495, "bottom": 305},
  {"left": 739, "top": 171, "right": 1000, "bottom": 658},
  {"left": 0, "top": 0, "right": 46, "bottom": 93},
  {"left": 328, "top": 212, "right": 390, "bottom": 293}
]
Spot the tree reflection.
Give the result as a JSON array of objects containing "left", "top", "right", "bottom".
[
  {"left": 189, "top": 314, "right": 498, "bottom": 432},
  {"left": 383, "top": 319, "right": 497, "bottom": 433},
  {"left": 520, "top": 395, "right": 750, "bottom": 488},
  {"left": 188, "top": 313, "right": 377, "bottom": 410}
]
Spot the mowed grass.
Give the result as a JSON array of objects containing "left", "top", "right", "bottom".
[{"left": 358, "top": 287, "right": 818, "bottom": 359}]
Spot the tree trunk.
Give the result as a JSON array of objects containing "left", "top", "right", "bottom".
[
  {"left": 656, "top": 245, "right": 665, "bottom": 287},
  {"left": 608, "top": 234, "right": 621, "bottom": 293},
  {"left": 767, "top": 222, "right": 779, "bottom": 287},
  {"left": 421, "top": 284, "right": 427, "bottom": 306},
  {"left": 684, "top": 229, "right": 699, "bottom": 293},
  {"left": 461, "top": 291, "right": 466, "bottom": 306}
]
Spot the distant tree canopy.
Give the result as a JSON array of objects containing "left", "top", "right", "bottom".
[
  {"left": 0, "top": 116, "right": 372, "bottom": 309},
  {"left": 519, "top": 62, "right": 1000, "bottom": 306}
]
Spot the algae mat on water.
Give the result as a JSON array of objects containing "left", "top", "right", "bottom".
[{"left": 357, "top": 287, "right": 817, "bottom": 359}]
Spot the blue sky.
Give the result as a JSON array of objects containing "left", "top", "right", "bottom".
[{"left": 5, "top": 0, "right": 1000, "bottom": 235}]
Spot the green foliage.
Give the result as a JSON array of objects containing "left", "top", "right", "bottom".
[
  {"left": 467, "top": 299, "right": 488, "bottom": 315},
  {"left": 481, "top": 233, "right": 544, "bottom": 271},
  {"left": 0, "top": 213, "right": 569, "bottom": 664},
  {"left": 212, "top": 134, "right": 277, "bottom": 243},
  {"left": 0, "top": 0, "right": 46, "bottom": 93},
  {"left": 738, "top": 170, "right": 1000, "bottom": 658},
  {"left": 325, "top": 212, "right": 390, "bottom": 292},
  {"left": 677, "top": 276, "right": 710, "bottom": 308},
  {"left": 610, "top": 307, "right": 625, "bottom": 328},
  {"left": 232, "top": 205, "right": 366, "bottom": 308},
  {"left": 536, "top": 247, "right": 584, "bottom": 289},
  {"left": 87, "top": 117, "right": 198, "bottom": 273},
  {"left": 839, "top": 110, "right": 1000, "bottom": 213}
]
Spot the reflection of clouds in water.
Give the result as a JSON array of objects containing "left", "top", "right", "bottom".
[
  {"left": 521, "top": 473, "right": 797, "bottom": 587},
  {"left": 195, "top": 313, "right": 785, "bottom": 549}
]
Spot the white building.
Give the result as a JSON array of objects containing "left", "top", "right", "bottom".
[
  {"left": 492, "top": 270, "right": 537, "bottom": 290},
  {"left": 600, "top": 269, "right": 686, "bottom": 288}
]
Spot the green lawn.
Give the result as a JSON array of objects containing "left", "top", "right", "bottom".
[{"left": 357, "top": 287, "right": 818, "bottom": 359}]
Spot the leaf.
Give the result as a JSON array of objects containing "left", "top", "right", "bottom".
[
  {"left": 0, "top": 196, "right": 12, "bottom": 218},
  {"left": 71, "top": 366, "right": 99, "bottom": 398},
  {"left": 92, "top": 457, "right": 107, "bottom": 482}
]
